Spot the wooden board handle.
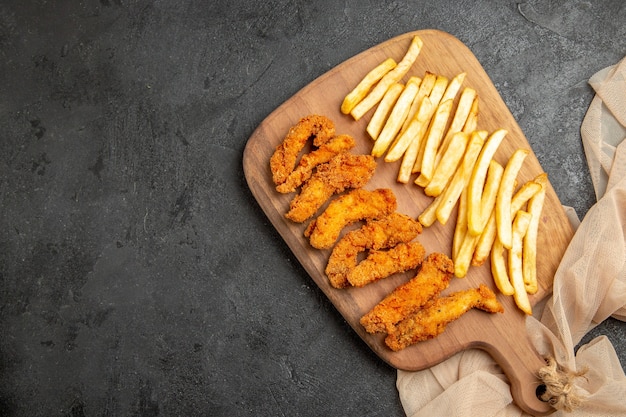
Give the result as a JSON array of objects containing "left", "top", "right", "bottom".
[{"left": 482, "top": 314, "right": 554, "bottom": 416}]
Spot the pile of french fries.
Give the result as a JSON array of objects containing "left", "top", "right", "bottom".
[{"left": 340, "top": 35, "right": 547, "bottom": 315}]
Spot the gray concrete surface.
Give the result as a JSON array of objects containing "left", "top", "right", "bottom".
[{"left": 1, "top": 0, "right": 624, "bottom": 416}]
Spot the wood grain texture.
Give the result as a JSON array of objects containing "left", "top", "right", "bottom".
[{"left": 243, "top": 30, "right": 573, "bottom": 415}]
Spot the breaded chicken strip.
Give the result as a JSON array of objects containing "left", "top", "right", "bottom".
[
  {"left": 305, "top": 188, "right": 397, "bottom": 249},
  {"left": 347, "top": 241, "right": 425, "bottom": 287},
  {"left": 384, "top": 284, "right": 504, "bottom": 351},
  {"left": 360, "top": 252, "right": 454, "bottom": 333},
  {"left": 276, "top": 134, "right": 356, "bottom": 194},
  {"left": 270, "top": 115, "right": 336, "bottom": 185},
  {"left": 326, "top": 213, "right": 422, "bottom": 289},
  {"left": 285, "top": 153, "right": 377, "bottom": 223}
]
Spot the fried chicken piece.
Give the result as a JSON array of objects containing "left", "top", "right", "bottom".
[
  {"left": 304, "top": 188, "right": 397, "bottom": 249},
  {"left": 384, "top": 284, "right": 504, "bottom": 351},
  {"left": 360, "top": 252, "right": 454, "bottom": 333},
  {"left": 270, "top": 115, "right": 336, "bottom": 185},
  {"left": 276, "top": 134, "right": 356, "bottom": 194},
  {"left": 326, "top": 213, "right": 423, "bottom": 289},
  {"left": 347, "top": 242, "right": 425, "bottom": 287},
  {"left": 285, "top": 153, "right": 377, "bottom": 223}
]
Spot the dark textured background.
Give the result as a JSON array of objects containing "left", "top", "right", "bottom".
[{"left": 1, "top": 0, "right": 625, "bottom": 416}]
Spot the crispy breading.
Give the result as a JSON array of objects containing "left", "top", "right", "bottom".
[
  {"left": 270, "top": 115, "right": 336, "bottom": 185},
  {"left": 384, "top": 284, "right": 504, "bottom": 351},
  {"left": 360, "top": 252, "right": 453, "bottom": 333},
  {"left": 347, "top": 241, "right": 425, "bottom": 287},
  {"left": 305, "top": 188, "right": 397, "bottom": 250},
  {"left": 326, "top": 213, "right": 422, "bottom": 289},
  {"left": 285, "top": 153, "right": 376, "bottom": 223},
  {"left": 276, "top": 134, "right": 356, "bottom": 194}
]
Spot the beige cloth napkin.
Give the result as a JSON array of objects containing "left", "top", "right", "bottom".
[{"left": 397, "top": 56, "right": 626, "bottom": 416}]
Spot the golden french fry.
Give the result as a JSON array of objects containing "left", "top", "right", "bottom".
[
  {"left": 474, "top": 214, "right": 498, "bottom": 267},
  {"left": 415, "top": 71, "right": 465, "bottom": 176},
  {"left": 491, "top": 238, "right": 514, "bottom": 295},
  {"left": 351, "top": 36, "right": 423, "bottom": 120},
  {"left": 418, "top": 130, "right": 483, "bottom": 230},
  {"left": 416, "top": 192, "right": 443, "bottom": 226},
  {"left": 454, "top": 234, "right": 480, "bottom": 278},
  {"left": 462, "top": 96, "right": 479, "bottom": 133},
  {"left": 428, "top": 75, "right": 450, "bottom": 109},
  {"left": 523, "top": 173, "right": 547, "bottom": 294},
  {"left": 412, "top": 75, "right": 450, "bottom": 173},
  {"left": 453, "top": 189, "right": 475, "bottom": 278},
  {"left": 396, "top": 97, "right": 433, "bottom": 183},
  {"left": 414, "top": 173, "right": 430, "bottom": 187},
  {"left": 426, "top": 74, "right": 450, "bottom": 108},
  {"left": 414, "top": 99, "right": 454, "bottom": 185},
  {"left": 454, "top": 160, "right": 503, "bottom": 278},
  {"left": 473, "top": 179, "right": 542, "bottom": 267},
  {"left": 479, "top": 161, "right": 504, "bottom": 222},
  {"left": 452, "top": 187, "right": 468, "bottom": 260},
  {"left": 400, "top": 72, "right": 436, "bottom": 134},
  {"left": 435, "top": 131, "right": 487, "bottom": 225},
  {"left": 413, "top": 174, "right": 429, "bottom": 189},
  {"left": 366, "top": 83, "right": 404, "bottom": 140},
  {"left": 440, "top": 72, "right": 466, "bottom": 103},
  {"left": 467, "top": 129, "right": 507, "bottom": 236},
  {"left": 341, "top": 57, "right": 397, "bottom": 114},
  {"left": 473, "top": 159, "right": 503, "bottom": 234},
  {"left": 509, "top": 210, "right": 533, "bottom": 314},
  {"left": 371, "top": 77, "right": 421, "bottom": 157},
  {"left": 417, "top": 193, "right": 441, "bottom": 227},
  {"left": 496, "top": 149, "right": 529, "bottom": 249},
  {"left": 435, "top": 87, "right": 477, "bottom": 165},
  {"left": 423, "top": 132, "right": 470, "bottom": 197},
  {"left": 386, "top": 93, "right": 433, "bottom": 162}
]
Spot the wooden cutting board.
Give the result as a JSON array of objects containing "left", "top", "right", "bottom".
[{"left": 243, "top": 29, "right": 574, "bottom": 415}]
